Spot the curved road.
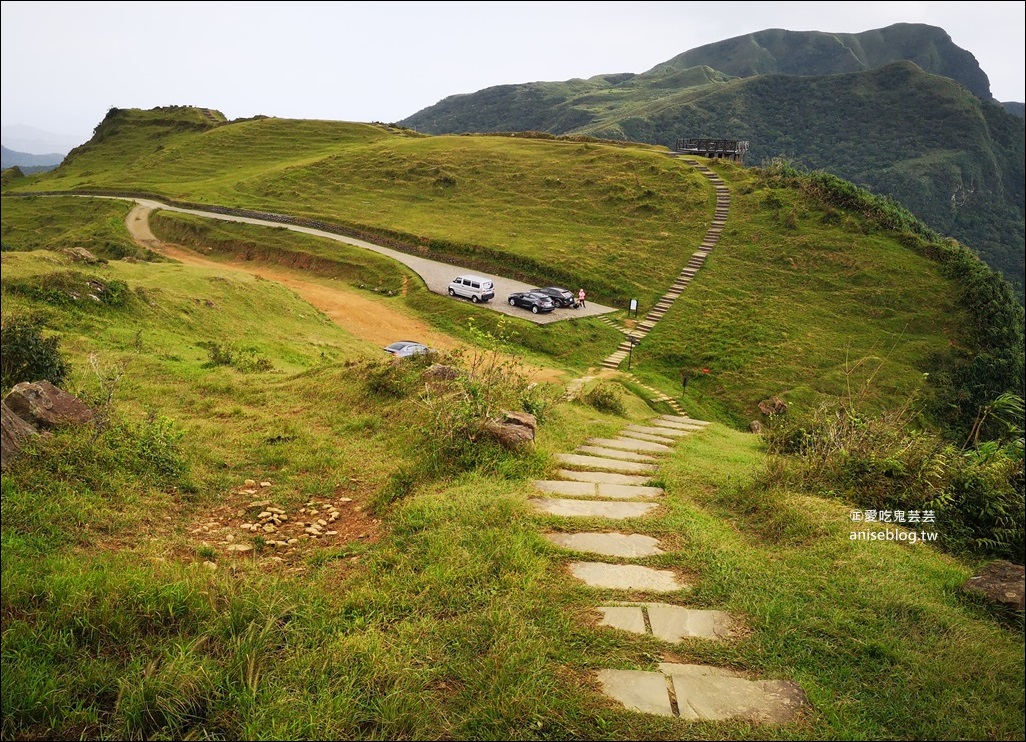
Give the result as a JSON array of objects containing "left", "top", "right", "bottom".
[{"left": 122, "top": 197, "right": 615, "bottom": 325}]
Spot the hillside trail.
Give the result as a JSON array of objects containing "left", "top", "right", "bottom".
[{"left": 124, "top": 203, "right": 569, "bottom": 384}]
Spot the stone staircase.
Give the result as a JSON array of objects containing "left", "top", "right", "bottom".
[
  {"left": 530, "top": 414, "right": 810, "bottom": 724},
  {"left": 601, "top": 160, "right": 729, "bottom": 371}
]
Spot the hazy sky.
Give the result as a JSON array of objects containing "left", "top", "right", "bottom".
[{"left": 2, "top": 0, "right": 1024, "bottom": 145}]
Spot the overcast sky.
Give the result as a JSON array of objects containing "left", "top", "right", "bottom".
[{"left": 2, "top": 0, "right": 1024, "bottom": 146}]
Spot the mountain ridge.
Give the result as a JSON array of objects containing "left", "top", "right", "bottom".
[{"left": 397, "top": 23, "right": 1025, "bottom": 301}]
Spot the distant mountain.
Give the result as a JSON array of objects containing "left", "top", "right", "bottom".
[
  {"left": 0, "top": 124, "right": 87, "bottom": 155},
  {"left": 399, "top": 23, "right": 1025, "bottom": 300},
  {"left": 1002, "top": 101, "right": 1025, "bottom": 118},
  {"left": 1, "top": 145, "right": 63, "bottom": 173},
  {"left": 651, "top": 23, "right": 995, "bottom": 99}
]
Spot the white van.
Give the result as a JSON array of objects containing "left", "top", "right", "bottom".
[{"left": 447, "top": 275, "right": 495, "bottom": 303}]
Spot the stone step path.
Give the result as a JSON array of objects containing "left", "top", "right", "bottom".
[
  {"left": 533, "top": 409, "right": 809, "bottom": 724},
  {"left": 545, "top": 531, "right": 664, "bottom": 557},
  {"left": 532, "top": 480, "right": 663, "bottom": 500},
  {"left": 597, "top": 664, "right": 809, "bottom": 722},
  {"left": 596, "top": 602, "right": 734, "bottom": 642},
  {"left": 601, "top": 160, "right": 730, "bottom": 371}
]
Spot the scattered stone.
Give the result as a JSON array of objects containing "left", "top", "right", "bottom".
[
  {"left": 249, "top": 500, "right": 272, "bottom": 508},
  {"left": 202, "top": 561, "right": 218, "bottom": 571},
  {"left": 226, "top": 544, "right": 254, "bottom": 554},
  {"left": 260, "top": 481, "right": 272, "bottom": 487},
  {"left": 749, "top": 420, "right": 763, "bottom": 434}
]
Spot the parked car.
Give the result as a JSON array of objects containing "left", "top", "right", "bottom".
[
  {"left": 531, "top": 286, "right": 576, "bottom": 308},
  {"left": 507, "top": 291, "right": 556, "bottom": 314},
  {"left": 448, "top": 275, "right": 495, "bottom": 303},
  {"left": 384, "top": 341, "right": 432, "bottom": 358}
]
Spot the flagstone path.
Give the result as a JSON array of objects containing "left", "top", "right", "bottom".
[
  {"left": 600, "top": 159, "right": 729, "bottom": 372},
  {"left": 530, "top": 413, "right": 810, "bottom": 724}
]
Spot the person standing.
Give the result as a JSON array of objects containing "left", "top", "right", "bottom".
[{"left": 578, "top": 288, "right": 586, "bottom": 308}]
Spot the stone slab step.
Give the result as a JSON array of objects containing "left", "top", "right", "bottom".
[
  {"left": 533, "top": 480, "right": 663, "bottom": 500},
  {"left": 554, "top": 455, "right": 656, "bottom": 472},
  {"left": 576, "top": 446, "right": 660, "bottom": 463},
  {"left": 587, "top": 437, "right": 671, "bottom": 453},
  {"left": 529, "top": 498, "right": 658, "bottom": 519},
  {"left": 556, "top": 469, "right": 653, "bottom": 485},
  {"left": 626, "top": 424, "right": 690, "bottom": 438},
  {"left": 597, "top": 665, "right": 808, "bottom": 722},
  {"left": 596, "top": 603, "right": 734, "bottom": 641},
  {"left": 619, "top": 430, "right": 677, "bottom": 445},
  {"left": 648, "top": 422, "right": 705, "bottom": 434},
  {"left": 662, "top": 664, "right": 809, "bottom": 723},
  {"left": 545, "top": 532, "right": 664, "bottom": 557},
  {"left": 570, "top": 562, "right": 686, "bottom": 592},
  {"left": 659, "top": 415, "right": 711, "bottom": 426}
]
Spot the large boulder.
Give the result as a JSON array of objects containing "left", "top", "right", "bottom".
[
  {"left": 961, "top": 560, "right": 1025, "bottom": 612},
  {"left": 1, "top": 401, "right": 39, "bottom": 471},
  {"left": 481, "top": 410, "right": 536, "bottom": 449},
  {"left": 3, "top": 380, "right": 94, "bottom": 431}
]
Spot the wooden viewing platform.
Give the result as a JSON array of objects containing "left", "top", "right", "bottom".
[{"left": 674, "top": 138, "right": 749, "bottom": 162}]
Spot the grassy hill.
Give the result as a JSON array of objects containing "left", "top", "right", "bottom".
[
  {"left": 398, "top": 27, "right": 1026, "bottom": 303},
  {"left": 1, "top": 107, "right": 1024, "bottom": 739},
  {"left": 4, "top": 107, "right": 1021, "bottom": 432}
]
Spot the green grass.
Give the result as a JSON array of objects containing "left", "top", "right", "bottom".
[
  {"left": 631, "top": 160, "right": 965, "bottom": 425},
  {"left": 6, "top": 106, "right": 1011, "bottom": 429},
  {"left": 1, "top": 111, "right": 1022, "bottom": 740}
]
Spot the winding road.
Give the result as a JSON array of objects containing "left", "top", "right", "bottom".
[{"left": 122, "top": 197, "right": 615, "bottom": 325}]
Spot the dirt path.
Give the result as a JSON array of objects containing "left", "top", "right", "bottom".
[{"left": 126, "top": 204, "right": 567, "bottom": 383}]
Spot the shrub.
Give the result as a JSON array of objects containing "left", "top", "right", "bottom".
[
  {"left": 199, "top": 341, "right": 273, "bottom": 373},
  {"left": 583, "top": 383, "right": 627, "bottom": 417},
  {"left": 763, "top": 395, "right": 1025, "bottom": 561},
  {"left": 0, "top": 310, "right": 70, "bottom": 392}
]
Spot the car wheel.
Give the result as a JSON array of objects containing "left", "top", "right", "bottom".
[
  {"left": 509, "top": 298, "right": 516, "bottom": 306},
  {"left": 448, "top": 288, "right": 456, "bottom": 296},
  {"left": 532, "top": 306, "right": 539, "bottom": 314},
  {"left": 471, "top": 295, "right": 479, "bottom": 303}
]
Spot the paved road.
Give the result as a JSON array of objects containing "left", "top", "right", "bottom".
[{"left": 127, "top": 197, "right": 616, "bottom": 325}]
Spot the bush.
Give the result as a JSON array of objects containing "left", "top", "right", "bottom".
[
  {"left": 763, "top": 396, "right": 1025, "bottom": 561},
  {"left": 199, "top": 341, "right": 273, "bottom": 373},
  {"left": 0, "top": 310, "right": 70, "bottom": 392},
  {"left": 583, "top": 383, "right": 627, "bottom": 417}
]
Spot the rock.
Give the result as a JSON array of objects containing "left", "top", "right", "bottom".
[
  {"left": 757, "top": 396, "right": 788, "bottom": 416},
  {"left": 422, "top": 363, "right": 460, "bottom": 382},
  {"left": 481, "top": 410, "right": 537, "bottom": 448},
  {"left": 226, "top": 544, "right": 254, "bottom": 554},
  {"left": 962, "top": 560, "right": 1025, "bottom": 612},
  {"left": 1, "top": 400, "right": 40, "bottom": 470},
  {"left": 61, "top": 247, "right": 104, "bottom": 264},
  {"left": 3, "top": 381, "right": 94, "bottom": 431},
  {"left": 749, "top": 420, "right": 763, "bottom": 434}
]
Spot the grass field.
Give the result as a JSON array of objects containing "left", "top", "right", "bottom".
[{"left": 1, "top": 108, "right": 1022, "bottom": 740}]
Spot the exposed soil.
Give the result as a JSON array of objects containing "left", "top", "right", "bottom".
[{"left": 124, "top": 204, "right": 569, "bottom": 570}]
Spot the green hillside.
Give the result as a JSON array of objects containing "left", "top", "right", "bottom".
[
  {"left": 1, "top": 107, "right": 1023, "bottom": 739},
  {"left": 3, "top": 106, "right": 1022, "bottom": 434},
  {"left": 398, "top": 26, "right": 1025, "bottom": 302}
]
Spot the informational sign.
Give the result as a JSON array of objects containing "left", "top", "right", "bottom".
[{"left": 629, "top": 298, "right": 638, "bottom": 317}]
